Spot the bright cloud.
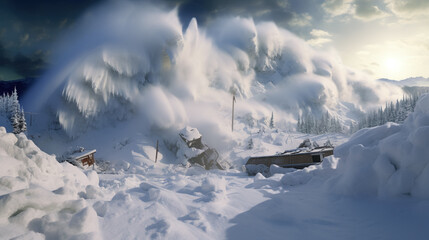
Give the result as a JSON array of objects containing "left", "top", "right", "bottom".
[{"left": 307, "top": 29, "right": 332, "bottom": 47}]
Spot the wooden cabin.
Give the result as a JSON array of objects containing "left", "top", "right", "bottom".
[
  {"left": 245, "top": 147, "right": 334, "bottom": 175},
  {"left": 68, "top": 149, "right": 96, "bottom": 169}
]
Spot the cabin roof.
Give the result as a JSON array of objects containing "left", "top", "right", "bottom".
[
  {"left": 251, "top": 147, "right": 334, "bottom": 159},
  {"left": 69, "top": 149, "right": 96, "bottom": 160},
  {"left": 281, "top": 147, "right": 333, "bottom": 155}
]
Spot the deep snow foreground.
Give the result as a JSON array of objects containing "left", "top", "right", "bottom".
[
  {"left": 0, "top": 127, "right": 102, "bottom": 239},
  {"left": 2, "top": 108, "right": 429, "bottom": 240},
  {"left": 331, "top": 94, "right": 429, "bottom": 198},
  {"left": 3, "top": 1, "right": 429, "bottom": 239}
]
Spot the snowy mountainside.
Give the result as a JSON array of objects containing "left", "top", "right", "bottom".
[
  {"left": 379, "top": 76, "right": 429, "bottom": 87},
  {"left": 272, "top": 93, "right": 429, "bottom": 199},
  {"left": 2, "top": 95, "right": 429, "bottom": 239},
  {"left": 24, "top": 2, "right": 403, "bottom": 145},
  {"left": 0, "top": 123, "right": 349, "bottom": 239},
  {"left": 2, "top": 2, "right": 428, "bottom": 239},
  {"left": 331, "top": 93, "right": 429, "bottom": 198}
]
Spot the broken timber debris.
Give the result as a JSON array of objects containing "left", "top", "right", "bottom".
[
  {"left": 176, "top": 126, "right": 229, "bottom": 170},
  {"left": 245, "top": 139, "right": 334, "bottom": 175},
  {"left": 65, "top": 147, "right": 96, "bottom": 169}
]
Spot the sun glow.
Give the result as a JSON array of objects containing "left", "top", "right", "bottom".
[
  {"left": 384, "top": 57, "right": 401, "bottom": 70},
  {"left": 381, "top": 56, "right": 404, "bottom": 78}
]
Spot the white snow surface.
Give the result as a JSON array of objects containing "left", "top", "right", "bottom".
[
  {"left": 0, "top": 127, "right": 102, "bottom": 240},
  {"left": 2, "top": 100, "right": 429, "bottom": 240},
  {"left": 330, "top": 94, "right": 429, "bottom": 198},
  {"left": 6, "top": 2, "right": 429, "bottom": 239},
  {"left": 179, "top": 126, "right": 202, "bottom": 142}
]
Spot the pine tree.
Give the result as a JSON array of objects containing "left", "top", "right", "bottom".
[
  {"left": 352, "top": 92, "right": 425, "bottom": 134},
  {"left": 297, "top": 114, "right": 301, "bottom": 132},
  {"left": 0, "top": 94, "right": 4, "bottom": 115},
  {"left": 19, "top": 109, "right": 27, "bottom": 133},
  {"left": 12, "top": 112, "right": 20, "bottom": 134},
  {"left": 4, "top": 93, "right": 10, "bottom": 117},
  {"left": 269, "top": 112, "right": 275, "bottom": 129},
  {"left": 247, "top": 138, "right": 254, "bottom": 149},
  {"left": 10, "top": 87, "right": 19, "bottom": 117}
]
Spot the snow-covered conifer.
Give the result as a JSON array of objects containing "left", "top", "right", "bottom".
[
  {"left": 269, "top": 112, "right": 275, "bottom": 129},
  {"left": 19, "top": 109, "right": 27, "bottom": 133},
  {"left": 247, "top": 138, "right": 254, "bottom": 150},
  {"left": 9, "top": 87, "right": 20, "bottom": 117},
  {"left": 11, "top": 112, "right": 20, "bottom": 134}
]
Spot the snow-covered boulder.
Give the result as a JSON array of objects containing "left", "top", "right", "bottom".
[
  {"left": 176, "top": 126, "right": 229, "bottom": 170},
  {"left": 0, "top": 127, "right": 102, "bottom": 239},
  {"left": 330, "top": 94, "right": 429, "bottom": 199}
]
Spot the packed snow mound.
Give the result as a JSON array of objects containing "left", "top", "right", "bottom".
[
  {"left": 330, "top": 94, "right": 429, "bottom": 198},
  {"left": 0, "top": 127, "right": 64, "bottom": 194},
  {"left": 176, "top": 126, "right": 228, "bottom": 170},
  {"left": 25, "top": 1, "right": 404, "bottom": 139},
  {"left": 0, "top": 127, "right": 102, "bottom": 239},
  {"left": 179, "top": 126, "right": 202, "bottom": 142}
]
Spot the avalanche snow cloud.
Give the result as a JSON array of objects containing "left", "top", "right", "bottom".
[{"left": 26, "top": 1, "right": 403, "bottom": 138}]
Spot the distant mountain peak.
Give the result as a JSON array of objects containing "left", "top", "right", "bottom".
[{"left": 378, "top": 77, "right": 429, "bottom": 87}]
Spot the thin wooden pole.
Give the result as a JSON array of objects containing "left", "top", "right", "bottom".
[
  {"left": 232, "top": 95, "right": 236, "bottom": 132},
  {"left": 155, "top": 140, "right": 159, "bottom": 163}
]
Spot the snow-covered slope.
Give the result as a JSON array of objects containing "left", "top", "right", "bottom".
[
  {"left": 24, "top": 2, "right": 403, "bottom": 142},
  {"left": 331, "top": 93, "right": 429, "bottom": 198},
  {"left": 0, "top": 127, "right": 102, "bottom": 239},
  {"left": 6, "top": 2, "right": 428, "bottom": 238},
  {"left": 379, "top": 77, "right": 429, "bottom": 87},
  {"left": 275, "top": 93, "right": 429, "bottom": 199},
  {"left": 2, "top": 92, "right": 429, "bottom": 239}
]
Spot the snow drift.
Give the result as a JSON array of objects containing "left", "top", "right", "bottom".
[
  {"left": 0, "top": 127, "right": 102, "bottom": 239},
  {"left": 330, "top": 93, "right": 429, "bottom": 198},
  {"left": 25, "top": 1, "right": 403, "bottom": 144},
  {"left": 279, "top": 94, "right": 429, "bottom": 199}
]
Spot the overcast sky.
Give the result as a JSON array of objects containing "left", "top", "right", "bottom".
[{"left": 1, "top": 0, "right": 428, "bottom": 81}]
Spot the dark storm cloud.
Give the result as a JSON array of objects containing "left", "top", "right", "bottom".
[
  {"left": 1, "top": 0, "right": 102, "bottom": 22},
  {"left": 167, "top": 0, "right": 325, "bottom": 28},
  {"left": 174, "top": 0, "right": 293, "bottom": 25},
  {"left": 0, "top": 0, "right": 102, "bottom": 80},
  {"left": 0, "top": 43, "right": 47, "bottom": 80},
  {"left": 0, "top": 0, "right": 324, "bottom": 80}
]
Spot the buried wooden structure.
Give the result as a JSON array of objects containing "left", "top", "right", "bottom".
[
  {"left": 178, "top": 126, "right": 229, "bottom": 170},
  {"left": 245, "top": 147, "right": 334, "bottom": 175},
  {"left": 68, "top": 149, "right": 96, "bottom": 169}
]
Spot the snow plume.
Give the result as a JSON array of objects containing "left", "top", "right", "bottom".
[{"left": 26, "top": 1, "right": 403, "bottom": 140}]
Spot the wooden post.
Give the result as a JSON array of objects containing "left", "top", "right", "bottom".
[
  {"left": 232, "top": 95, "right": 236, "bottom": 132},
  {"left": 155, "top": 140, "right": 159, "bottom": 163}
]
